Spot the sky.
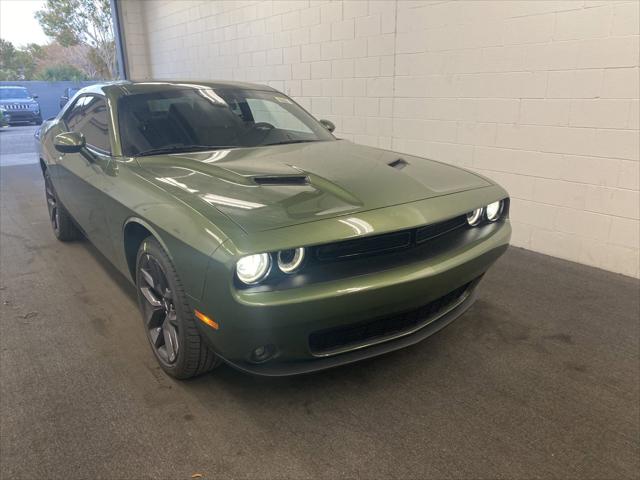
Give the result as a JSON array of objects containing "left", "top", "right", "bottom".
[{"left": 0, "top": 0, "right": 49, "bottom": 47}]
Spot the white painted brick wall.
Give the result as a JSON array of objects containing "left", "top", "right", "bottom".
[{"left": 119, "top": 0, "right": 640, "bottom": 278}]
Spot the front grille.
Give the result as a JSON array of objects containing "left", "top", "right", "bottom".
[
  {"left": 5, "top": 104, "right": 30, "bottom": 110},
  {"left": 309, "top": 281, "right": 473, "bottom": 355},
  {"left": 314, "top": 215, "right": 467, "bottom": 262}
]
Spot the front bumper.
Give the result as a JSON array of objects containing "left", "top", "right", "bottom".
[
  {"left": 6, "top": 110, "right": 40, "bottom": 123},
  {"left": 192, "top": 219, "right": 511, "bottom": 376}
]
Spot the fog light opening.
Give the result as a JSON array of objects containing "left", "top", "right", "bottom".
[{"left": 250, "top": 344, "right": 277, "bottom": 364}]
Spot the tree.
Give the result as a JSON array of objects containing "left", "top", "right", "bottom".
[
  {"left": 37, "top": 64, "right": 88, "bottom": 81},
  {"left": 0, "top": 39, "right": 40, "bottom": 80},
  {"left": 35, "top": 0, "right": 117, "bottom": 79}
]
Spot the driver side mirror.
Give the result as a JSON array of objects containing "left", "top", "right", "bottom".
[
  {"left": 54, "top": 131, "right": 86, "bottom": 153},
  {"left": 319, "top": 119, "right": 335, "bottom": 133},
  {"left": 32, "top": 94, "right": 39, "bottom": 99}
]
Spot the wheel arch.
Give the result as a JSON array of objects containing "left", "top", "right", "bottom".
[{"left": 123, "top": 218, "right": 174, "bottom": 283}]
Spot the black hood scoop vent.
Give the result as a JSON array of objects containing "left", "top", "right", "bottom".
[
  {"left": 253, "top": 175, "right": 310, "bottom": 186},
  {"left": 388, "top": 158, "right": 409, "bottom": 170}
]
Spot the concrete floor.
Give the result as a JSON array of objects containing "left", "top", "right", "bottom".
[
  {"left": 1, "top": 161, "right": 639, "bottom": 479},
  {"left": 0, "top": 126, "right": 40, "bottom": 167}
]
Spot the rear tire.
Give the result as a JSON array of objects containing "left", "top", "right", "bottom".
[
  {"left": 135, "top": 236, "right": 221, "bottom": 379},
  {"left": 44, "top": 169, "right": 79, "bottom": 241}
]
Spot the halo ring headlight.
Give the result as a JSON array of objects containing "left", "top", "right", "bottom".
[
  {"left": 277, "top": 248, "right": 305, "bottom": 274},
  {"left": 236, "top": 253, "right": 271, "bottom": 285},
  {"left": 486, "top": 201, "right": 503, "bottom": 222},
  {"left": 467, "top": 208, "right": 483, "bottom": 227}
]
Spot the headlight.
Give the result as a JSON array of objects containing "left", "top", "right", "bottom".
[
  {"left": 486, "top": 201, "right": 502, "bottom": 222},
  {"left": 277, "top": 248, "right": 305, "bottom": 273},
  {"left": 466, "top": 208, "right": 483, "bottom": 226},
  {"left": 236, "top": 253, "right": 271, "bottom": 285}
]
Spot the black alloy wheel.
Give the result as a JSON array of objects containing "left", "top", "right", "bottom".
[
  {"left": 135, "top": 237, "right": 220, "bottom": 379},
  {"left": 138, "top": 252, "right": 180, "bottom": 365},
  {"left": 44, "top": 169, "right": 78, "bottom": 241}
]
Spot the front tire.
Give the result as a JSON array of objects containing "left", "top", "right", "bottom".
[
  {"left": 44, "top": 169, "right": 79, "bottom": 241},
  {"left": 135, "top": 237, "right": 221, "bottom": 379}
]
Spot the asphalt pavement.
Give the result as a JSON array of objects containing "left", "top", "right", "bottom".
[{"left": 0, "top": 135, "right": 638, "bottom": 479}]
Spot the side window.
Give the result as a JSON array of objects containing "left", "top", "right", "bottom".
[
  {"left": 64, "top": 96, "right": 87, "bottom": 131},
  {"left": 66, "top": 95, "right": 111, "bottom": 153}
]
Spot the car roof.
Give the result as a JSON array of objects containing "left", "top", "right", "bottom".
[
  {"left": 82, "top": 80, "right": 277, "bottom": 97},
  {"left": 0, "top": 86, "right": 28, "bottom": 89}
]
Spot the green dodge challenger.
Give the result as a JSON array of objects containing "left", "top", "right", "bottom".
[{"left": 38, "top": 81, "right": 511, "bottom": 378}]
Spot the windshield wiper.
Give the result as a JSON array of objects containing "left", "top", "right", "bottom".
[
  {"left": 136, "top": 144, "right": 237, "bottom": 157},
  {"left": 263, "top": 139, "right": 319, "bottom": 146}
]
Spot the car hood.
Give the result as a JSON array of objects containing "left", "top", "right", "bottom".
[
  {"left": 0, "top": 98, "right": 37, "bottom": 104},
  {"left": 135, "top": 140, "right": 491, "bottom": 233}
]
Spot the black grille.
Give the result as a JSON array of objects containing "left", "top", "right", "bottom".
[
  {"left": 314, "top": 215, "right": 467, "bottom": 262},
  {"left": 309, "top": 281, "right": 472, "bottom": 355}
]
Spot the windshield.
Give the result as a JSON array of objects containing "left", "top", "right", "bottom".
[
  {"left": 118, "top": 87, "right": 335, "bottom": 156},
  {"left": 0, "top": 88, "right": 30, "bottom": 99}
]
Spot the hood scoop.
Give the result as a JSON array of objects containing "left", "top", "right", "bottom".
[
  {"left": 388, "top": 158, "right": 409, "bottom": 170},
  {"left": 253, "top": 175, "right": 310, "bottom": 186}
]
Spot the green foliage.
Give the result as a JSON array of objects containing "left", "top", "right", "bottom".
[
  {"left": 36, "top": 64, "right": 88, "bottom": 81},
  {"left": 0, "top": 39, "right": 41, "bottom": 80},
  {"left": 36, "top": 0, "right": 117, "bottom": 79}
]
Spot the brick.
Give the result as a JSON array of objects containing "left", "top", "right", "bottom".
[
  {"left": 300, "top": 6, "right": 321, "bottom": 27},
  {"left": 367, "top": 34, "right": 395, "bottom": 57},
  {"left": 354, "top": 57, "right": 380, "bottom": 77},
  {"left": 320, "top": 2, "right": 342, "bottom": 23},
  {"left": 575, "top": 37, "right": 640, "bottom": 69},
  {"left": 602, "top": 68, "right": 640, "bottom": 99},
  {"left": 503, "top": 13, "right": 555, "bottom": 45},
  {"left": 355, "top": 14, "right": 381, "bottom": 38},
  {"left": 343, "top": 0, "right": 368, "bottom": 19},
  {"left": 609, "top": 217, "right": 640, "bottom": 249},
  {"left": 618, "top": 160, "right": 640, "bottom": 191},
  {"left": 343, "top": 78, "right": 367, "bottom": 97},
  {"left": 475, "top": 99, "right": 520, "bottom": 124},
  {"left": 321, "top": 41, "right": 343, "bottom": 60},
  {"left": 530, "top": 229, "right": 581, "bottom": 263},
  {"left": 593, "top": 129, "right": 640, "bottom": 161},
  {"left": 554, "top": 5, "right": 613, "bottom": 41},
  {"left": 267, "top": 48, "right": 283, "bottom": 65},
  {"left": 331, "top": 58, "right": 355, "bottom": 78},
  {"left": 354, "top": 97, "right": 379, "bottom": 116},
  {"left": 561, "top": 155, "right": 620, "bottom": 187},
  {"left": 520, "top": 100, "right": 570, "bottom": 126},
  {"left": 292, "top": 62, "right": 310, "bottom": 80},
  {"left": 554, "top": 208, "right": 612, "bottom": 242},
  {"left": 311, "top": 96, "right": 332, "bottom": 115},
  {"left": 341, "top": 38, "right": 367, "bottom": 58},
  {"left": 580, "top": 241, "right": 640, "bottom": 278},
  {"left": 547, "top": 70, "right": 603, "bottom": 99},
  {"left": 321, "top": 79, "right": 343, "bottom": 97},
  {"left": 585, "top": 186, "right": 640, "bottom": 219},
  {"left": 474, "top": 146, "right": 564, "bottom": 179},
  {"left": 309, "top": 23, "right": 331, "bottom": 43},
  {"left": 301, "top": 43, "right": 321, "bottom": 62},
  {"left": 569, "top": 100, "right": 632, "bottom": 129},
  {"left": 331, "top": 19, "right": 355, "bottom": 41},
  {"left": 612, "top": 1, "right": 640, "bottom": 36},
  {"left": 301, "top": 79, "right": 323, "bottom": 96},
  {"left": 532, "top": 178, "right": 589, "bottom": 210},
  {"left": 283, "top": 46, "right": 301, "bottom": 64},
  {"left": 331, "top": 96, "right": 354, "bottom": 116},
  {"left": 311, "top": 60, "right": 331, "bottom": 79}
]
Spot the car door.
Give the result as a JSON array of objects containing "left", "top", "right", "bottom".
[{"left": 54, "top": 94, "right": 117, "bottom": 259}]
